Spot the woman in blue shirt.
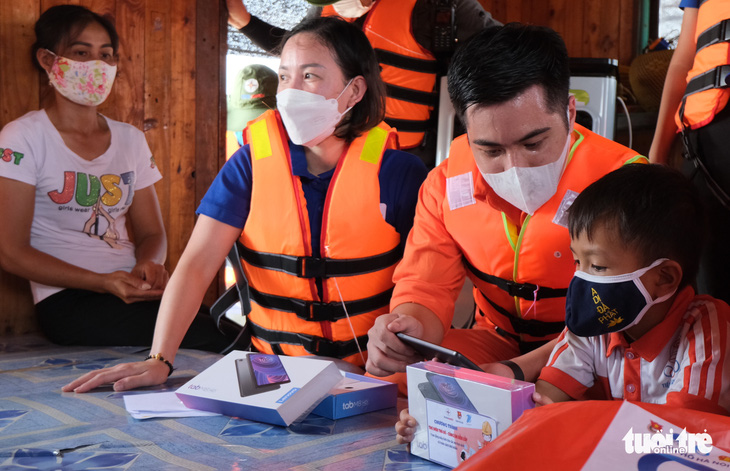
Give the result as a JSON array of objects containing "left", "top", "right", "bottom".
[{"left": 64, "top": 17, "right": 427, "bottom": 392}]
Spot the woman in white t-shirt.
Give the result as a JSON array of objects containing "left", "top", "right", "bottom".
[{"left": 0, "top": 5, "right": 230, "bottom": 351}]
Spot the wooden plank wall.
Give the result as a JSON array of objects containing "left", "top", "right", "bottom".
[
  {"left": 479, "top": 0, "right": 640, "bottom": 66},
  {"left": 1, "top": 0, "right": 640, "bottom": 335},
  {"left": 0, "top": 0, "right": 225, "bottom": 334}
]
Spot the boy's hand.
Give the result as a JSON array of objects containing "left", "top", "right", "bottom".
[
  {"left": 532, "top": 391, "right": 555, "bottom": 407},
  {"left": 395, "top": 408, "right": 418, "bottom": 444},
  {"left": 533, "top": 379, "right": 571, "bottom": 406}
]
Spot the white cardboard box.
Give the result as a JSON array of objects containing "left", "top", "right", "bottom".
[
  {"left": 176, "top": 351, "right": 341, "bottom": 426},
  {"left": 407, "top": 361, "right": 535, "bottom": 468}
]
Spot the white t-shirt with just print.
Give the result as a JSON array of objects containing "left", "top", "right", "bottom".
[{"left": 0, "top": 110, "right": 162, "bottom": 303}]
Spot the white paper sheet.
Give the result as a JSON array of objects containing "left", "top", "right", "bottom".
[{"left": 123, "top": 391, "right": 220, "bottom": 420}]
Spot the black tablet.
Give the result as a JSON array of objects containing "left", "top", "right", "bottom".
[
  {"left": 396, "top": 332, "right": 483, "bottom": 371},
  {"left": 235, "top": 357, "right": 281, "bottom": 397}
]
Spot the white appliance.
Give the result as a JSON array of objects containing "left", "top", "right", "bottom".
[{"left": 569, "top": 58, "right": 619, "bottom": 140}]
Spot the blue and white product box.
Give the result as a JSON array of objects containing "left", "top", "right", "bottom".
[
  {"left": 407, "top": 361, "right": 535, "bottom": 468},
  {"left": 311, "top": 372, "right": 397, "bottom": 419},
  {"left": 176, "top": 351, "right": 342, "bottom": 427}
]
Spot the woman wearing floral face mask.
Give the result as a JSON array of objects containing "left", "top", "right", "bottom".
[
  {"left": 63, "top": 16, "right": 427, "bottom": 393},
  {"left": 0, "top": 5, "right": 231, "bottom": 351}
]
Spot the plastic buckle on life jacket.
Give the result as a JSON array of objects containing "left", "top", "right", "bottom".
[
  {"left": 714, "top": 64, "right": 730, "bottom": 89},
  {"left": 720, "top": 19, "right": 730, "bottom": 44},
  {"left": 303, "top": 336, "right": 335, "bottom": 357},
  {"left": 299, "top": 300, "right": 339, "bottom": 322},
  {"left": 298, "top": 256, "right": 326, "bottom": 278},
  {"left": 504, "top": 281, "right": 537, "bottom": 300}
]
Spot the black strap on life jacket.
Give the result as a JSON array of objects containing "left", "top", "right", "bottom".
[
  {"left": 249, "top": 323, "right": 368, "bottom": 359},
  {"left": 462, "top": 256, "right": 568, "bottom": 301},
  {"left": 248, "top": 286, "right": 393, "bottom": 322},
  {"left": 477, "top": 290, "right": 566, "bottom": 338},
  {"left": 683, "top": 65, "right": 730, "bottom": 97},
  {"left": 239, "top": 243, "right": 401, "bottom": 279},
  {"left": 384, "top": 116, "right": 435, "bottom": 133},
  {"left": 374, "top": 48, "right": 440, "bottom": 74},
  {"left": 385, "top": 83, "right": 439, "bottom": 107},
  {"left": 696, "top": 18, "right": 730, "bottom": 52}
]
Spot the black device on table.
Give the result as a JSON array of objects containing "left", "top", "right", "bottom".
[{"left": 396, "top": 332, "right": 483, "bottom": 371}]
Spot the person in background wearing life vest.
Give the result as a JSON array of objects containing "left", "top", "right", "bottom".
[
  {"left": 226, "top": 64, "right": 278, "bottom": 161},
  {"left": 225, "top": 0, "right": 500, "bottom": 168},
  {"left": 650, "top": 1, "right": 730, "bottom": 306},
  {"left": 63, "top": 17, "right": 428, "bottom": 393},
  {"left": 365, "top": 24, "right": 647, "bottom": 395}
]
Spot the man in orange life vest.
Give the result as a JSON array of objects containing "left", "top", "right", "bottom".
[
  {"left": 650, "top": 0, "right": 730, "bottom": 305},
  {"left": 225, "top": 0, "right": 500, "bottom": 167},
  {"left": 365, "top": 23, "right": 647, "bottom": 389}
]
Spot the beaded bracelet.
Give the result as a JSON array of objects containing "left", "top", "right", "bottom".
[{"left": 145, "top": 353, "right": 174, "bottom": 377}]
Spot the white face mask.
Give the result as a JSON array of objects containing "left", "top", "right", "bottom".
[
  {"left": 276, "top": 80, "right": 353, "bottom": 147},
  {"left": 480, "top": 107, "right": 572, "bottom": 215},
  {"left": 480, "top": 132, "right": 571, "bottom": 214},
  {"left": 333, "top": 0, "right": 372, "bottom": 18},
  {"left": 45, "top": 50, "right": 117, "bottom": 107}
]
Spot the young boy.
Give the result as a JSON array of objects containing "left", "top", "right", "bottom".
[
  {"left": 396, "top": 164, "right": 729, "bottom": 444},
  {"left": 534, "top": 163, "right": 730, "bottom": 414}
]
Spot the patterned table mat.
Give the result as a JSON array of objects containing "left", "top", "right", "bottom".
[{"left": 0, "top": 335, "right": 445, "bottom": 470}]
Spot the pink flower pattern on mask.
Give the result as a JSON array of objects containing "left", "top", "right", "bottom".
[{"left": 48, "top": 56, "right": 116, "bottom": 106}]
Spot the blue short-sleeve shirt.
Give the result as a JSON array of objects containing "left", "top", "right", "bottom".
[{"left": 197, "top": 140, "right": 428, "bottom": 256}]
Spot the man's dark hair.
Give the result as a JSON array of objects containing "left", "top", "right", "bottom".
[
  {"left": 568, "top": 164, "right": 706, "bottom": 287},
  {"left": 447, "top": 23, "right": 570, "bottom": 124},
  {"left": 32, "top": 5, "right": 119, "bottom": 72},
  {"left": 280, "top": 17, "right": 386, "bottom": 142}
]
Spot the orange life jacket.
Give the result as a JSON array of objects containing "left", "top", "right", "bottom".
[
  {"left": 443, "top": 125, "right": 644, "bottom": 348},
  {"left": 676, "top": 0, "right": 730, "bottom": 130},
  {"left": 322, "top": 0, "right": 438, "bottom": 149},
  {"left": 240, "top": 110, "right": 401, "bottom": 366}
]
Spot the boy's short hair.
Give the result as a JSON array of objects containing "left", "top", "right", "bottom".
[{"left": 568, "top": 164, "right": 706, "bottom": 287}]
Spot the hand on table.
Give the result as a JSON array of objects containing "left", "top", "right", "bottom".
[{"left": 62, "top": 358, "right": 170, "bottom": 393}]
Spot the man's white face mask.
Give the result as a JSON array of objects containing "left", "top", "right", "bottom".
[
  {"left": 479, "top": 108, "right": 572, "bottom": 215},
  {"left": 333, "top": 0, "right": 373, "bottom": 18}
]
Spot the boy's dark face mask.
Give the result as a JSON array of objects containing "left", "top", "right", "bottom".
[{"left": 565, "top": 259, "right": 675, "bottom": 337}]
